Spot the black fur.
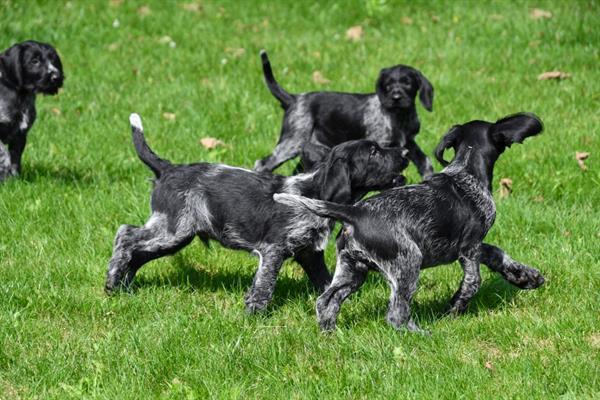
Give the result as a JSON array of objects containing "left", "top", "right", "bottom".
[
  {"left": 274, "top": 113, "right": 545, "bottom": 333},
  {"left": 254, "top": 50, "right": 435, "bottom": 178},
  {"left": 0, "top": 40, "right": 64, "bottom": 181},
  {"left": 105, "top": 114, "right": 409, "bottom": 313}
]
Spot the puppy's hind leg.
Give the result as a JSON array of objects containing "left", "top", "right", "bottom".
[
  {"left": 294, "top": 248, "right": 332, "bottom": 292},
  {"left": 254, "top": 105, "right": 312, "bottom": 172},
  {"left": 245, "top": 248, "right": 285, "bottom": 313},
  {"left": 480, "top": 243, "right": 545, "bottom": 289},
  {"left": 105, "top": 214, "right": 194, "bottom": 293},
  {"left": 316, "top": 251, "right": 368, "bottom": 331}
]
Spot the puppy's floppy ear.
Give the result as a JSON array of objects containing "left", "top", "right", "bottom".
[
  {"left": 490, "top": 112, "right": 543, "bottom": 147},
  {"left": 320, "top": 157, "right": 352, "bottom": 203},
  {"left": 434, "top": 125, "right": 460, "bottom": 166},
  {"left": 416, "top": 71, "right": 434, "bottom": 112},
  {"left": 301, "top": 142, "right": 330, "bottom": 171},
  {"left": 0, "top": 44, "right": 24, "bottom": 89}
]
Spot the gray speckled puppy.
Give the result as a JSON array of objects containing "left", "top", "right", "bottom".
[{"left": 275, "top": 113, "right": 545, "bottom": 333}]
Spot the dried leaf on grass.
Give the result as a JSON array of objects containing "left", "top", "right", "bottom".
[
  {"left": 345, "top": 25, "right": 363, "bottom": 41},
  {"left": 137, "top": 5, "right": 151, "bottom": 16},
  {"left": 51, "top": 107, "right": 61, "bottom": 116},
  {"left": 575, "top": 151, "right": 590, "bottom": 171},
  {"left": 530, "top": 8, "right": 552, "bottom": 19},
  {"left": 499, "top": 178, "right": 513, "bottom": 199},
  {"left": 181, "top": 3, "right": 202, "bottom": 13},
  {"left": 537, "top": 71, "right": 571, "bottom": 80},
  {"left": 312, "top": 71, "right": 331, "bottom": 85},
  {"left": 162, "top": 112, "right": 176, "bottom": 121},
  {"left": 225, "top": 47, "right": 245, "bottom": 58},
  {"left": 401, "top": 17, "right": 413, "bottom": 25},
  {"left": 484, "top": 361, "right": 494, "bottom": 371},
  {"left": 200, "top": 137, "right": 226, "bottom": 150}
]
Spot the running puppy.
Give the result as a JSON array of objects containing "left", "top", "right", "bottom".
[
  {"left": 275, "top": 113, "right": 545, "bottom": 332},
  {"left": 0, "top": 40, "right": 64, "bottom": 181},
  {"left": 105, "top": 114, "right": 409, "bottom": 313},
  {"left": 254, "top": 50, "right": 434, "bottom": 178}
]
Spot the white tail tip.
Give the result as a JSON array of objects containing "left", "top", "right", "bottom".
[
  {"left": 259, "top": 49, "right": 267, "bottom": 57},
  {"left": 129, "top": 113, "right": 143, "bottom": 130}
]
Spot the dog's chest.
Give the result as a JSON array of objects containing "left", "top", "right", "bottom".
[
  {"left": 0, "top": 90, "right": 35, "bottom": 139},
  {"left": 362, "top": 97, "right": 394, "bottom": 145}
]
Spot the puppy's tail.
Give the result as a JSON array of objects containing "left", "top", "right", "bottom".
[
  {"left": 273, "top": 193, "right": 357, "bottom": 225},
  {"left": 260, "top": 50, "right": 295, "bottom": 109},
  {"left": 129, "top": 113, "right": 171, "bottom": 178}
]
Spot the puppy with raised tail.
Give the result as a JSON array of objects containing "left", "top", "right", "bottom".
[
  {"left": 275, "top": 113, "right": 545, "bottom": 333},
  {"left": 0, "top": 40, "right": 64, "bottom": 181},
  {"left": 105, "top": 114, "right": 409, "bottom": 313},
  {"left": 254, "top": 50, "right": 435, "bottom": 177}
]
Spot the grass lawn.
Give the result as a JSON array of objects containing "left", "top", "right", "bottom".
[{"left": 1, "top": 0, "right": 598, "bottom": 398}]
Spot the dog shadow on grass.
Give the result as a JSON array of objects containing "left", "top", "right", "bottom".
[
  {"left": 132, "top": 252, "right": 524, "bottom": 325},
  {"left": 21, "top": 162, "right": 136, "bottom": 186},
  {"left": 133, "top": 254, "right": 319, "bottom": 308},
  {"left": 20, "top": 162, "right": 97, "bottom": 185},
  {"left": 346, "top": 276, "right": 524, "bottom": 329}
]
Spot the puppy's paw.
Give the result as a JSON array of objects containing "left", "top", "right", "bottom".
[
  {"left": 504, "top": 264, "right": 545, "bottom": 289},
  {"left": 445, "top": 301, "right": 468, "bottom": 316},
  {"left": 318, "top": 317, "right": 337, "bottom": 333},
  {"left": 244, "top": 294, "right": 271, "bottom": 314}
]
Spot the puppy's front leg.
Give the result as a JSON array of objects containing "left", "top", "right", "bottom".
[
  {"left": 405, "top": 138, "right": 433, "bottom": 179},
  {"left": 447, "top": 248, "right": 482, "bottom": 315},
  {"left": 245, "top": 249, "right": 285, "bottom": 313},
  {"left": 8, "top": 132, "right": 27, "bottom": 176},
  {"left": 294, "top": 249, "right": 332, "bottom": 292},
  {"left": 316, "top": 252, "right": 367, "bottom": 331},
  {"left": 0, "top": 142, "right": 13, "bottom": 181},
  {"left": 480, "top": 243, "right": 545, "bottom": 289}
]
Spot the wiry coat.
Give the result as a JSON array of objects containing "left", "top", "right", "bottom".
[
  {"left": 0, "top": 40, "right": 64, "bottom": 181},
  {"left": 254, "top": 50, "right": 434, "bottom": 178},
  {"left": 105, "top": 114, "right": 409, "bottom": 313},
  {"left": 275, "top": 113, "right": 546, "bottom": 332}
]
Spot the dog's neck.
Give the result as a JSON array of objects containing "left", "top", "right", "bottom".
[
  {"left": 443, "top": 146, "right": 498, "bottom": 193},
  {"left": 442, "top": 148, "right": 497, "bottom": 229}
]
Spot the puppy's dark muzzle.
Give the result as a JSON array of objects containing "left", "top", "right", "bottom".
[{"left": 40, "top": 75, "right": 64, "bottom": 95}]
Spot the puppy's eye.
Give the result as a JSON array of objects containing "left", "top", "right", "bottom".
[
  {"left": 30, "top": 58, "right": 40, "bottom": 66},
  {"left": 400, "top": 77, "right": 410, "bottom": 85}
]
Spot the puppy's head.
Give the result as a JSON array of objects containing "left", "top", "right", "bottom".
[
  {"left": 320, "top": 140, "right": 409, "bottom": 203},
  {"left": 0, "top": 40, "right": 64, "bottom": 94},
  {"left": 376, "top": 65, "right": 433, "bottom": 112},
  {"left": 434, "top": 113, "right": 544, "bottom": 167}
]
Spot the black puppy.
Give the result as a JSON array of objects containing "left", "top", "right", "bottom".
[
  {"left": 254, "top": 50, "right": 434, "bottom": 178},
  {"left": 0, "top": 40, "right": 64, "bottom": 181},
  {"left": 275, "top": 113, "right": 545, "bottom": 332},
  {"left": 105, "top": 114, "right": 409, "bottom": 313}
]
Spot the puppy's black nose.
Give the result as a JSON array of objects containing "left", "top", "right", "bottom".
[{"left": 391, "top": 93, "right": 402, "bottom": 100}]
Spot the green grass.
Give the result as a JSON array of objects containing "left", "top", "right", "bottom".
[{"left": 1, "top": 0, "right": 599, "bottom": 398}]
